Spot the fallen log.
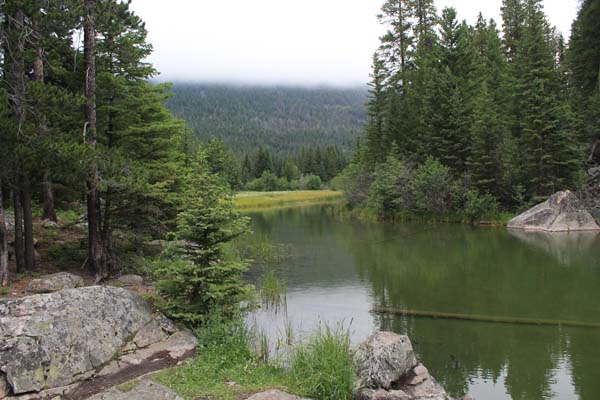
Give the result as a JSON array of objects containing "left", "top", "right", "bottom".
[{"left": 373, "top": 306, "right": 600, "bottom": 329}]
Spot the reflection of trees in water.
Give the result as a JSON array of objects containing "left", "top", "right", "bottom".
[{"left": 340, "top": 223, "right": 600, "bottom": 399}]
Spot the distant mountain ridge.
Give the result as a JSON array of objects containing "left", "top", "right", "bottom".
[{"left": 166, "top": 83, "right": 368, "bottom": 155}]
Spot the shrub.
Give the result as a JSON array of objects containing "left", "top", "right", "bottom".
[
  {"left": 291, "top": 323, "right": 355, "bottom": 400},
  {"left": 463, "top": 190, "right": 499, "bottom": 224},
  {"left": 367, "top": 155, "right": 413, "bottom": 217},
  {"left": 299, "top": 174, "right": 322, "bottom": 190},
  {"left": 338, "top": 161, "right": 373, "bottom": 207},
  {"left": 246, "top": 171, "right": 290, "bottom": 191},
  {"left": 413, "top": 157, "right": 453, "bottom": 213}
]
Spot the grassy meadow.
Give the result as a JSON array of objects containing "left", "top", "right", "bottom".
[{"left": 234, "top": 191, "right": 344, "bottom": 212}]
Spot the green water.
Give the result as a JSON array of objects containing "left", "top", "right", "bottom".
[{"left": 246, "top": 205, "right": 600, "bottom": 400}]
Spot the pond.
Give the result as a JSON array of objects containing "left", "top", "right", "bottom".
[{"left": 245, "top": 204, "right": 600, "bottom": 400}]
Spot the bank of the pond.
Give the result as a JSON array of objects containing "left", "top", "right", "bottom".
[
  {"left": 235, "top": 190, "right": 344, "bottom": 212},
  {"left": 336, "top": 205, "right": 515, "bottom": 226}
]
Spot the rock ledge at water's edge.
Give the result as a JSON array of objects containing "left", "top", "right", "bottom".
[
  {"left": 0, "top": 286, "right": 197, "bottom": 399},
  {"left": 507, "top": 190, "right": 600, "bottom": 232},
  {"left": 354, "top": 331, "right": 471, "bottom": 400}
]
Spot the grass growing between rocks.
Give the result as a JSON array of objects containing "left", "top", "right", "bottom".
[
  {"left": 291, "top": 323, "right": 355, "bottom": 400},
  {"left": 154, "top": 314, "right": 356, "bottom": 400},
  {"left": 235, "top": 191, "right": 343, "bottom": 212},
  {"left": 154, "top": 314, "right": 297, "bottom": 400}
]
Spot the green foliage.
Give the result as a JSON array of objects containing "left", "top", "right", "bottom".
[
  {"left": 246, "top": 171, "right": 290, "bottom": 192},
  {"left": 297, "top": 174, "right": 322, "bottom": 190},
  {"left": 351, "top": 0, "right": 592, "bottom": 214},
  {"left": 413, "top": 158, "right": 453, "bottom": 213},
  {"left": 166, "top": 84, "right": 367, "bottom": 155},
  {"left": 150, "top": 153, "right": 252, "bottom": 326},
  {"left": 154, "top": 312, "right": 294, "bottom": 400},
  {"left": 462, "top": 190, "right": 499, "bottom": 223},
  {"left": 291, "top": 323, "right": 355, "bottom": 400},
  {"left": 368, "top": 155, "right": 413, "bottom": 217}
]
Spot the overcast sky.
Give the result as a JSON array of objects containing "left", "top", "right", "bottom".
[{"left": 129, "top": 0, "right": 579, "bottom": 86}]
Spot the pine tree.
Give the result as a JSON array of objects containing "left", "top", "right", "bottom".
[{"left": 518, "top": 0, "right": 580, "bottom": 198}]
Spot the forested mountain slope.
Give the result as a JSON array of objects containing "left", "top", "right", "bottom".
[{"left": 166, "top": 84, "right": 368, "bottom": 154}]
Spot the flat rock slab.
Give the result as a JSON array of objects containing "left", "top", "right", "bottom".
[
  {"left": 0, "top": 286, "right": 196, "bottom": 399},
  {"left": 24, "top": 272, "right": 84, "bottom": 294},
  {"left": 245, "top": 390, "right": 310, "bottom": 400},
  {"left": 507, "top": 191, "right": 600, "bottom": 232},
  {"left": 87, "top": 379, "right": 183, "bottom": 400}
]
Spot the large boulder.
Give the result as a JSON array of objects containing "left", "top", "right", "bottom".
[
  {"left": 354, "top": 332, "right": 418, "bottom": 390},
  {"left": 507, "top": 191, "right": 600, "bottom": 232},
  {"left": 0, "top": 286, "right": 196, "bottom": 399},
  {"left": 354, "top": 332, "right": 452, "bottom": 400},
  {"left": 24, "top": 272, "right": 85, "bottom": 294}
]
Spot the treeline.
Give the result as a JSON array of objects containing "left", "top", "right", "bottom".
[
  {"left": 203, "top": 138, "right": 348, "bottom": 191},
  {"left": 166, "top": 83, "right": 368, "bottom": 155},
  {"left": 341, "top": 0, "right": 600, "bottom": 218},
  {"left": 0, "top": 0, "right": 249, "bottom": 320}
]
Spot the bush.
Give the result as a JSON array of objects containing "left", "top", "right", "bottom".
[
  {"left": 291, "top": 323, "right": 355, "bottom": 400},
  {"left": 463, "top": 190, "right": 499, "bottom": 223},
  {"left": 368, "top": 155, "right": 413, "bottom": 217},
  {"left": 246, "top": 171, "right": 290, "bottom": 191},
  {"left": 299, "top": 174, "right": 322, "bottom": 190},
  {"left": 338, "top": 161, "right": 373, "bottom": 207},
  {"left": 413, "top": 157, "right": 453, "bottom": 213}
]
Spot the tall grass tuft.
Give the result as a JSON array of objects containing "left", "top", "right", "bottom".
[
  {"left": 291, "top": 323, "right": 355, "bottom": 400},
  {"left": 259, "top": 268, "right": 286, "bottom": 310}
]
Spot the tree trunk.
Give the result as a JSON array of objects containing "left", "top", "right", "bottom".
[
  {"left": 0, "top": 179, "right": 8, "bottom": 287},
  {"left": 21, "top": 181, "right": 35, "bottom": 270},
  {"left": 12, "top": 191, "right": 24, "bottom": 273},
  {"left": 84, "top": 0, "right": 108, "bottom": 280},
  {"left": 34, "top": 46, "right": 58, "bottom": 223}
]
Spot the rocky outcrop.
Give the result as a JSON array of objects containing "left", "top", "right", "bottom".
[
  {"left": 0, "top": 286, "right": 196, "bottom": 399},
  {"left": 24, "top": 272, "right": 84, "bottom": 294},
  {"left": 117, "top": 274, "right": 144, "bottom": 286},
  {"left": 507, "top": 191, "right": 600, "bottom": 232},
  {"left": 87, "top": 380, "right": 182, "bottom": 400},
  {"left": 245, "top": 389, "right": 311, "bottom": 400},
  {"left": 354, "top": 332, "right": 453, "bottom": 400}
]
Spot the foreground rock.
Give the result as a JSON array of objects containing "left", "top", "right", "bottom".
[
  {"left": 24, "top": 272, "right": 85, "bottom": 294},
  {"left": 507, "top": 191, "right": 600, "bottom": 232},
  {"left": 245, "top": 389, "right": 311, "bottom": 400},
  {"left": 0, "top": 286, "right": 196, "bottom": 399},
  {"left": 354, "top": 332, "right": 453, "bottom": 400},
  {"left": 87, "top": 379, "right": 182, "bottom": 400}
]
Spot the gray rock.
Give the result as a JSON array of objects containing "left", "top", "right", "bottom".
[
  {"left": 41, "top": 220, "right": 58, "bottom": 229},
  {"left": 356, "top": 388, "right": 411, "bottom": 400},
  {"left": 245, "top": 389, "right": 310, "bottom": 400},
  {"left": 87, "top": 379, "right": 183, "bottom": 400},
  {"left": 402, "top": 376, "right": 449, "bottom": 400},
  {"left": 507, "top": 191, "right": 600, "bottom": 232},
  {"left": 354, "top": 332, "right": 418, "bottom": 390},
  {"left": 24, "top": 272, "right": 85, "bottom": 294},
  {"left": 117, "top": 275, "right": 144, "bottom": 286},
  {"left": 0, "top": 286, "right": 195, "bottom": 398}
]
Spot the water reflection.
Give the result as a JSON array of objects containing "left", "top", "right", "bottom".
[
  {"left": 247, "top": 205, "right": 600, "bottom": 400},
  {"left": 507, "top": 229, "right": 600, "bottom": 265}
]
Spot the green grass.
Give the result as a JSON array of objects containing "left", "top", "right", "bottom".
[
  {"left": 235, "top": 190, "right": 343, "bottom": 212},
  {"left": 154, "top": 314, "right": 357, "bottom": 400},
  {"left": 259, "top": 268, "right": 287, "bottom": 310},
  {"left": 291, "top": 323, "right": 355, "bottom": 400},
  {"left": 154, "top": 313, "right": 298, "bottom": 400}
]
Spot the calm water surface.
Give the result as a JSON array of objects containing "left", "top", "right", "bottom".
[{"left": 245, "top": 205, "right": 600, "bottom": 400}]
